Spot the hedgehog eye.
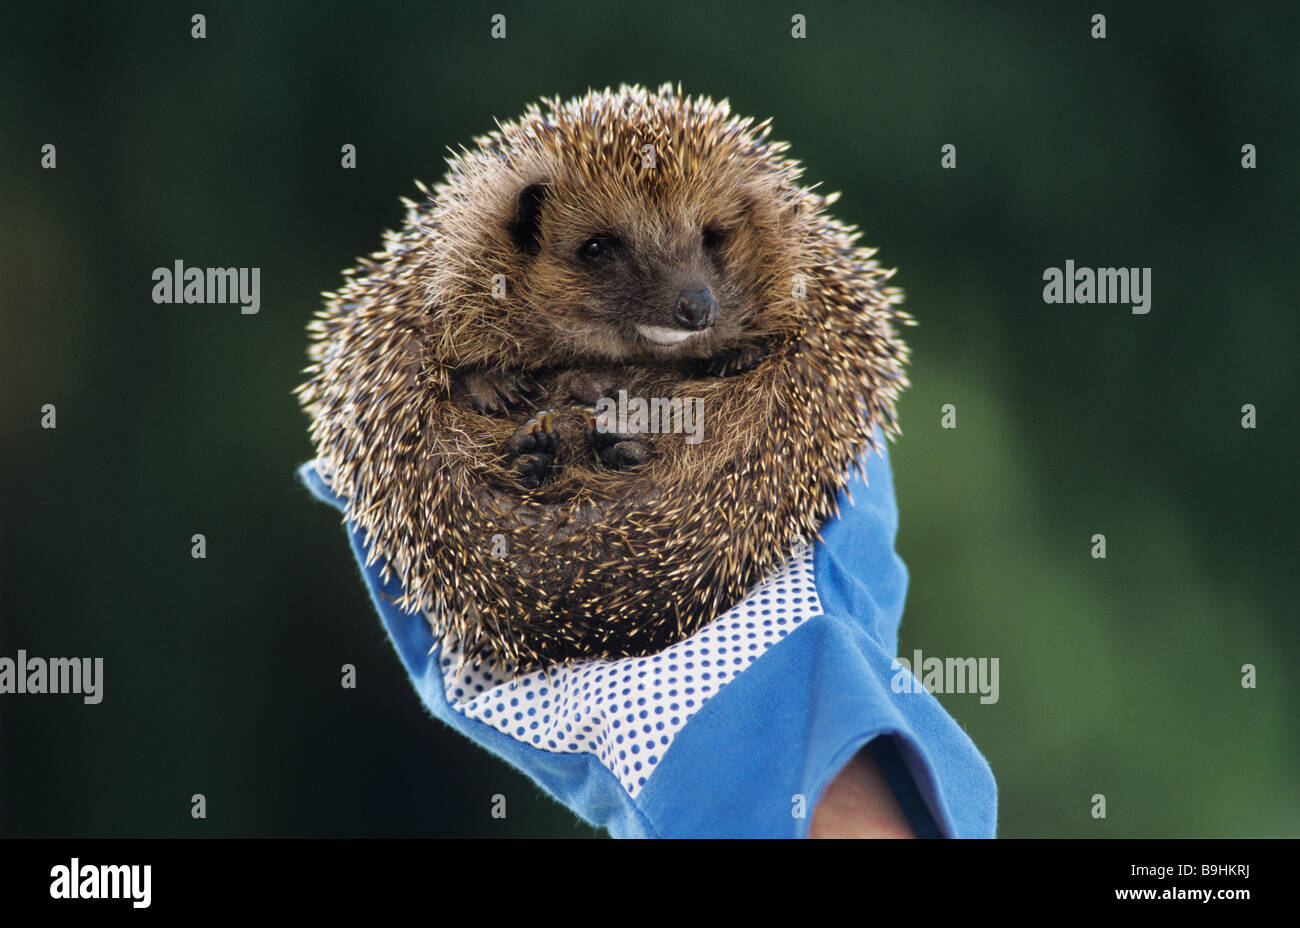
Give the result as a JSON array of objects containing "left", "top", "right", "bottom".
[
  {"left": 579, "top": 236, "right": 616, "bottom": 264},
  {"left": 702, "top": 227, "right": 727, "bottom": 251}
]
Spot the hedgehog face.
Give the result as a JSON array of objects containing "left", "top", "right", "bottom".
[
  {"left": 504, "top": 179, "right": 768, "bottom": 363},
  {"left": 424, "top": 86, "right": 822, "bottom": 372}
]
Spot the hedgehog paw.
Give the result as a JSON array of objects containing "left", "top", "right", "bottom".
[
  {"left": 597, "top": 439, "right": 651, "bottom": 469},
  {"left": 461, "top": 370, "right": 541, "bottom": 416},
  {"left": 506, "top": 411, "right": 560, "bottom": 488},
  {"left": 704, "top": 343, "right": 767, "bottom": 377},
  {"left": 589, "top": 406, "right": 651, "bottom": 470}
]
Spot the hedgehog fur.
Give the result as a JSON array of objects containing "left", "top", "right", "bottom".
[{"left": 297, "top": 84, "right": 912, "bottom": 670}]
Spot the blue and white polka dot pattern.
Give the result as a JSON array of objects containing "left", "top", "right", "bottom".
[{"left": 431, "top": 542, "right": 822, "bottom": 797}]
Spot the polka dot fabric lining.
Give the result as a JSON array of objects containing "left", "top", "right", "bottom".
[{"left": 430, "top": 542, "right": 822, "bottom": 797}]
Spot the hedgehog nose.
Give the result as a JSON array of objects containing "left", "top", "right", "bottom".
[{"left": 674, "top": 286, "right": 717, "bottom": 330}]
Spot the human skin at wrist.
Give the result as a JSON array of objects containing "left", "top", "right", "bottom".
[{"left": 809, "top": 744, "right": 917, "bottom": 839}]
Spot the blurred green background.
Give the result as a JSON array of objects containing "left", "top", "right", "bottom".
[{"left": 2, "top": 1, "right": 1296, "bottom": 838}]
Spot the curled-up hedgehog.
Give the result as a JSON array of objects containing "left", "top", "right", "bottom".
[{"left": 297, "top": 83, "right": 912, "bottom": 669}]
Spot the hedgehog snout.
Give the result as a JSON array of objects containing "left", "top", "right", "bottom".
[{"left": 673, "top": 285, "right": 717, "bottom": 330}]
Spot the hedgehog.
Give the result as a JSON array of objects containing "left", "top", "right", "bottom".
[{"left": 297, "top": 84, "right": 912, "bottom": 670}]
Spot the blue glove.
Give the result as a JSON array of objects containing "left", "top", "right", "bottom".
[{"left": 299, "top": 441, "right": 997, "bottom": 837}]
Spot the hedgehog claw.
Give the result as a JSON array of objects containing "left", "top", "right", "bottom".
[
  {"left": 462, "top": 370, "right": 541, "bottom": 416},
  {"left": 704, "top": 343, "right": 767, "bottom": 377}
]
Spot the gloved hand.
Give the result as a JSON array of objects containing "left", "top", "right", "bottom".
[{"left": 299, "top": 439, "right": 996, "bottom": 838}]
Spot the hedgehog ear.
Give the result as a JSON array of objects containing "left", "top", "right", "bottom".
[{"left": 510, "top": 183, "right": 547, "bottom": 255}]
